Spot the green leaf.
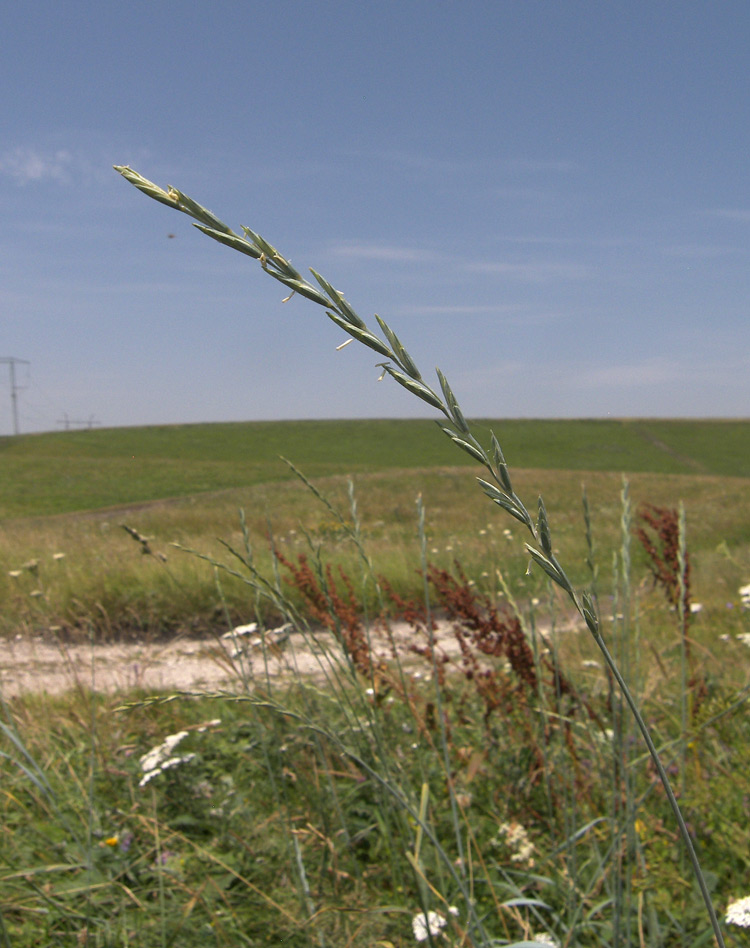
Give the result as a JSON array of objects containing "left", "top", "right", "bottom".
[
  {"left": 490, "top": 431, "right": 514, "bottom": 495},
  {"left": 284, "top": 280, "right": 333, "bottom": 307},
  {"left": 375, "top": 316, "right": 422, "bottom": 380},
  {"left": 436, "top": 368, "right": 469, "bottom": 433},
  {"left": 308, "top": 267, "right": 338, "bottom": 301},
  {"left": 581, "top": 590, "right": 599, "bottom": 633},
  {"left": 193, "top": 224, "right": 262, "bottom": 258},
  {"left": 309, "top": 269, "right": 367, "bottom": 329},
  {"left": 383, "top": 366, "right": 443, "bottom": 410},
  {"left": 264, "top": 268, "right": 331, "bottom": 306},
  {"left": 240, "top": 227, "right": 279, "bottom": 259},
  {"left": 537, "top": 496, "right": 553, "bottom": 556},
  {"left": 113, "top": 166, "right": 180, "bottom": 210},
  {"left": 476, "top": 478, "right": 531, "bottom": 526},
  {"left": 326, "top": 311, "right": 393, "bottom": 358},
  {"left": 525, "top": 543, "right": 575, "bottom": 595},
  {"left": 437, "top": 424, "right": 487, "bottom": 464},
  {"left": 167, "top": 187, "right": 233, "bottom": 234},
  {"left": 525, "top": 544, "right": 565, "bottom": 586}
]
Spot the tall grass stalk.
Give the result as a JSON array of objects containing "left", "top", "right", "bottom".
[
  {"left": 110, "top": 165, "right": 728, "bottom": 945},
  {"left": 416, "top": 494, "right": 468, "bottom": 888}
]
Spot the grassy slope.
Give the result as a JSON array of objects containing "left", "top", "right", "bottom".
[{"left": 1, "top": 417, "right": 748, "bottom": 519}]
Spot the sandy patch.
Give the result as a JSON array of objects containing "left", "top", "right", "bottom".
[
  {"left": 0, "top": 622, "right": 450, "bottom": 698},
  {"left": 0, "top": 614, "right": 581, "bottom": 699}
]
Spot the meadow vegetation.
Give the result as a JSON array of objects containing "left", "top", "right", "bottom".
[
  {"left": 0, "top": 169, "right": 748, "bottom": 947},
  {"left": 1, "top": 417, "right": 748, "bottom": 519},
  {"left": 2, "top": 422, "right": 748, "bottom": 642}
]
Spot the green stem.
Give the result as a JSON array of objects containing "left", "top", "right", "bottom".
[{"left": 587, "top": 622, "right": 725, "bottom": 948}]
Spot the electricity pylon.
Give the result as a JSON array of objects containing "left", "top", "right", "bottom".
[{"left": 0, "top": 357, "right": 30, "bottom": 435}]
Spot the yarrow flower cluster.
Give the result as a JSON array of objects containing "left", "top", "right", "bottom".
[
  {"left": 138, "top": 720, "right": 220, "bottom": 787},
  {"left": 139, "top": 731, "right": 196, "bottom": 787},
  {"left": 739, "top": 583, "right": 750, "bottom": 610},
  {"left": 726, "top": 894, "right": 750, "bottom": 927},
  {"left": 411, "top": 907, "right": 458, "bottom": 942},
  {"left": 532, "top": 933, "right": 560, "bottom": 947},
  {"left": 494, "top": 821, "right": 535, "bottom": 867}
]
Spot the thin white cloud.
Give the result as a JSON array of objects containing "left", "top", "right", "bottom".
[
  {"left": 497, "top": 233, "right": 578, "bottom": 246},
  {"left": 554, "top": 353, "right": 748, "bottom": 393},
  {"left": 393, "top": 303, "right": 522, "bottom": 316},
  {"left": 0, "top": 147, "right": 75, "bottom": 185},
  {"left": 328, "top": 241, "right": 437, "bottom": 263},
  {"left": 492, "top": 185, "right": 557, "bottom": 202},
  {"left": 504, "top": 158, "right": 582, "bottom": 174},
  {"left": 466, "top": 260, "right": 592, "bottom": 282},
  {"left": 345, "top": 147, "right": 482, "bottom": 177},
  {"left": 661, "top": 243, "right": 741, "bottom": 259},
  {"left": 573, "top": 357, "right": 684, "bottom": 389},
  {"left": 709, "top": 208, "right": 750, "bottom": 223},
  {"left": 454, "top": 351, "right": 749, "bottom": 418}
]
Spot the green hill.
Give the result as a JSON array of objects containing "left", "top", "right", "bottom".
[{"left": 1, "top": 417, "right": 747, "bottom": 519}]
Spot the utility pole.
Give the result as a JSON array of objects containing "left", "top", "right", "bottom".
[
  {"left": 0, "top": 357, "right": 30, "bottom": 436},
  {"left": 56, "top": 414, "right": 101, "bottom": 431}
]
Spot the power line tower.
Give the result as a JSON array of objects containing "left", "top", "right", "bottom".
[
  {"left": 0, "top": 357, "right": 30, "bottom": 435},
  {"left": 56, "top": 413, "right": 101, "bottom": 431}
]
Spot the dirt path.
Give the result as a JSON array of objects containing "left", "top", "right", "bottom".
[
  {"left": 0, "top": 623, "right": 452, "bottom": 698},
  {"left": 0, "top": 634, "right": 240, "bottom": 697},
  {"left": 1, "top": 614, "right": 582, "bottom": 699}
]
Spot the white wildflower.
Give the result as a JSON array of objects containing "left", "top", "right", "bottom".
[
  {"left": 221, "top": 622, "right": 258, "bottom": 639},
  {"left": 739, "top": 583, "right": 750, "bottom": 607},
  {"left": 8, "top": 570, "right": 21, "bottom": 578},
  {"left": 689, "top": 602, "right": 703, "bottom": 614},
  {"left": 532, "top": 933, "right": 560, "bottom": 947},
  {"left": 726, "top": 895, "right": 750, "bottom": 927},
  {"left": 140, "top": 731, "right": 189, "bottom": 773},
  {"left": 495, "top": 821, "right": 535, "bottom": 867},
  {"left": 139, "top": 731, "right": 196, "bottom": 787},
  {"left": 52, "top": 552, "right": 66, "bottom": 561},
  {"left": 581, "top": 659, "right": 601, "bottom": 669},
  {"left": 412, "top": 910, "right": 447, "bottom": 942},
  {"left": 736, "top": 633, "right": 750, "bottom": 648}
]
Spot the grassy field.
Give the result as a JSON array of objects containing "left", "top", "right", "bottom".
[
  {"left": 1, "top": 417, "right": 748, "bottom": 519},
  {"left": 1, "top": 418, "right": 749, "bottom": 641},
  {"left": 1, "top": 418, "right": 750, "bottom": 945}
]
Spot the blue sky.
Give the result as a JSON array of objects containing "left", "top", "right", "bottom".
[{"left": 2, "top": 1, "right": 749, "bottom": 435}]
